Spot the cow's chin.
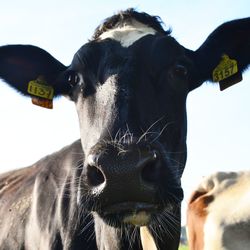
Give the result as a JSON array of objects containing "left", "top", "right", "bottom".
[{"left": 99, "top": 202, "right": 159, "bottom": 227}]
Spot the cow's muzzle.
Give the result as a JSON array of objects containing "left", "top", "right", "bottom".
[{"left": 83, "top": 143, "right": 181, "bottom": 226}]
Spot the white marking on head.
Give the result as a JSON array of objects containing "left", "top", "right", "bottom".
[
  {"left": 99, "top": 19, "right": 157, "bottom": 47},
  {"left": 76, "top": 74, "right": 118, "bottom": 154}
]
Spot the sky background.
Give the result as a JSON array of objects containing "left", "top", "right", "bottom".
[{"left": 0, "top": 0, "right": 250, "bottom": 224}]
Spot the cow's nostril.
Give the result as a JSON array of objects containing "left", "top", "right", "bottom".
[
  {"left": 87, "top": 165, "right": 105, "bottom": 187},
  {"left": 141, "top": 159, "right": 160, "bottom": 185}
]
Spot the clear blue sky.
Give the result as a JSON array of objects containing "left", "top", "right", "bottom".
[{"left": 0, "top": 0, "right": 250, "bottom": 224}]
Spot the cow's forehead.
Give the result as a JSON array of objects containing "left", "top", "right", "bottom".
[
  {"left": 73, "top": 33, "right": 185, "bottom": 75},
  {"left": 98, "top": 19, "right": 157, "bottom": 47}
]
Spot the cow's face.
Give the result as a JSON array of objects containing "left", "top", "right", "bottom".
[
  {"left": 69, "top": 32, "right": 188, "bottom": 226},
  {"left": 0, "top": 9, "right": 249, "bottom": 230}
]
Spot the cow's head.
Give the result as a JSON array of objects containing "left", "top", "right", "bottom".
[{"left": 0, "top": 9, "right": 249, "bottom": 230}]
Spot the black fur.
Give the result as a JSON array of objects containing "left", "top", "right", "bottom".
[{"left": 0, "top": 9, "right": 249, "bottom": 250}]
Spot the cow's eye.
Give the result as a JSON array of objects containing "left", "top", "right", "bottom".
[
  {"left": 67, "top": 70, "right": 80, "bottom": 87},
  {"left": 173, "top": 64, "right": 188, "bottom": 77}
]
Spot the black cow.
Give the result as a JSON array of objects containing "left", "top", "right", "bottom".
[{"left": 0, "top": 9, "right": 249, "bottom": 250}]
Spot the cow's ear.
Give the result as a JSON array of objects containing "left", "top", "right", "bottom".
[
  {"left": 0, "top": 45, "right": 71, "bottom": 97},
  {"left": 189, "top": 17, "right": 250, "bottom": 91}
]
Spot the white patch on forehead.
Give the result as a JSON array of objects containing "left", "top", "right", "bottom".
[{"left": 99, "top": 19, "right": 157, "bottom": 47}]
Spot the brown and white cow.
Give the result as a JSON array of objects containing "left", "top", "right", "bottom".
[{"left": 187, "top": 171, "right": 250, "bottom": 250}]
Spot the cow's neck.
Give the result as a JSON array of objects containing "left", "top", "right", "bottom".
[{"left": 99, "top": 19, "right": 157, "bottom": 47}]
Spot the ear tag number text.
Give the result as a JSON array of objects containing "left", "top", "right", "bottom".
[
  {"left": 212, "top": 55, "right": 238, "bottom": 82},
  {"left": 28, "top": 80, "right": 54, "bottom": 100}
]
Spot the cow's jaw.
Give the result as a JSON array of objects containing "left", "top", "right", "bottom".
[{"left": 102, "top": 201, "right": 158, "bottom": 226}]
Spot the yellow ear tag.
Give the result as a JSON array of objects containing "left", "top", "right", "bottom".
[
  {"left": 212, "top": 55, "right": 238, "bottom": 82},
  {"left": 27, "top": 77, "right": 54, "bottom": 109}
]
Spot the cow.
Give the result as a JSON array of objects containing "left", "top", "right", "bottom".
[
  {"left": 187, "top": 171, "right": 250, "bottom": 250},
  {"left": 0, "top": 8, "right": 249, "bottom": 250}
]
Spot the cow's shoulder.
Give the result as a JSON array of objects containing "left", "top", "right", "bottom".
[
  {"left": 0, "top": 140, "right": 83, "bottom": 249},
  {"left": 0, "top": 162, "right": 40, "bottom": 248},
  {"left": 0, "top": 139, "right": 82, "bottom": 203},
  {"left": 33, "top": 139, "right": 83, "bottom": 180}
]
